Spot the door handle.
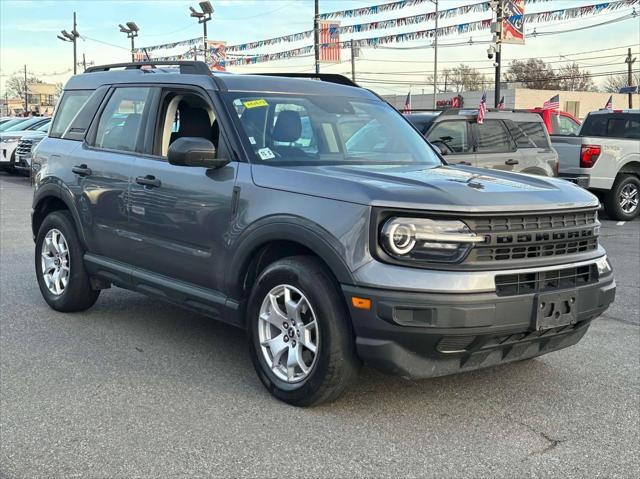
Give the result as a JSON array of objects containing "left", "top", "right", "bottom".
[
  {"left": 505, "top": 159, "right": 519, "bottom": 166},
  {"left": 72, "top": 164, "right": 92, "bottom": 176},
  {"left": 136, "top": 175, "right": 161, "bottom": 188}
]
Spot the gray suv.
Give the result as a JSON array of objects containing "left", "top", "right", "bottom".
[
  {"left": 406, "top": 110, "right": 559, "bottom": 176},
  {"left": 32, "top": 62, "right": 615, "bottom": 406}
]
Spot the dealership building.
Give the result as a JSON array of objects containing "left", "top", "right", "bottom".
[{"left": 384, "top": 86, "right": 638, "bottom": 119}]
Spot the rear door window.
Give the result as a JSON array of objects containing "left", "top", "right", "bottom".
[
  {"left": 426, "top": 120, "right": 470, "bottom": 153},
  {"left": 473, "top": 120, "right": 513, "bottom": 153},
  {"left": 93, "top": 87, "right": 154, "bottom": 153},
  {"left": 49, "top": 90, "right": 92, "bottom": 138}
]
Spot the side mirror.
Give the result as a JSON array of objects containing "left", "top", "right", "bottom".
[
  {"left": 431, "top": 144, "right": 443, "bottom": 156},
  {"left": 168, "top": 137, "right": 229, "bottom": 169},
  {"left": 430, "top": 140, "right": 448, "bottom": 156}
]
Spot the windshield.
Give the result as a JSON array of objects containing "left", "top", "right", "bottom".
[
  {"left": 0, "top": 118, "right": 29, "bottom": 132},
  {"left": 223, "top": 93, "right": 441, "bottom": 166},
  {"left": 3, "top": 117, "right": 44, "bottom": 132},
  {"left": 35, "top": 120, "right": 51, "bottom": 132}
]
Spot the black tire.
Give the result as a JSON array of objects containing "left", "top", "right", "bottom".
[
  {"left": 603, "top": 174, "right": 640, "bottom": 221},
  {"left": 35, "top": 210, "right": 100, "bottom": 312},
  {"left": 247, "top": 256, "right": 359, "bottom": 407}
]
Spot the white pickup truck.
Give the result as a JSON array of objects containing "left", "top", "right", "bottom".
[{"left": 552, "top": 109, "right": 640, "bottom": 220}]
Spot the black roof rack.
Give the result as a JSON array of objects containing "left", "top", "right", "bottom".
[
  {"left": 85, "top": 61, "right": 211, "bottom": 76},
  {"left": 252, "top": 73, "right": 359, "bottom": 88}
]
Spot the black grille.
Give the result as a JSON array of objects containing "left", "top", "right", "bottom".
[
  {"left": 15, "top": 139, "right": 34, "bottom": 159},
  {"left": 464, "top": 209, "right": 600, "bottom": 263},
  {"left": 470, "top": 210, "right": 598, "bottom": 233},
  {"left": 495, "top": 264, "right": 598, "bottom": 296}
]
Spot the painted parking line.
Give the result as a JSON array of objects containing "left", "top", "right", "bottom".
[{"left": 616, "top": 221, "right": 626, "bottom": 226}]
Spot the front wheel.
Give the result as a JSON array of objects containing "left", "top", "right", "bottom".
[
  {"left": 247, "top": 256, "right": 359, "bottom": 407},
  {"left": 35, "top": 210, "right": 100, "bottom": 312},
  {"left": 604, "top": 174, "right": 640, "bottom": 221}
]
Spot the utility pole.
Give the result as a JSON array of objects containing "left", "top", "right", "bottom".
[
  {"left": 57, "top": 12, "right": 80, "bottom": 75},
  {"left": 432, "top": 0, "right": 439, "bottom": 109},
  {"left": 350, "top": 39, "right": 356, "bottom": 82},
  {"left": 314, "top": 0, "right": 320, "bottom": 74},
  {"left": 492, "top": 1, "right": 503, "bottom": 107},
  {"left": 193, "top": 45, "right": 198, "bottom": 61},
  {"left": 23, "top": 65, "right": 28, "bottom": 116},
  {"left": 625, "top": 48, "right": 637, "bottom": 108},
  {"left": 82, "top": 53, "right": 86, "bottom": 71}
]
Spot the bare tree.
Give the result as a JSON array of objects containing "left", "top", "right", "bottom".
[
  {"left": 5, "top": 74, "right": 42, "bottom": 100},
  {"left": 504, "top": 59, "right": 558, "bottom": 89},
  {"left": 603, "top": 72, "right": 640, "bottom": 93},
  {"left": 556, "top": 63, "right": 594, "bottom": 91},
  {"left": 441, "top": 64, "right": 487, "bottom": 92}
]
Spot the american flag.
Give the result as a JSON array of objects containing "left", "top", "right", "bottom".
[
  {"left": 497, "top": 96, "right": 505, "bottom": 110},
  {"left": 319, "top": 21, "right": 341, "bottom": 63},
  {"left": 543, "top": 94, "right": 560, "bottom": 110},
  {"left": 604, "top": 95, "right": 613, "bottom": 110},
  {"left": 402, "top": 91, "right": 412, "bottom": 114},
  {"left": 477, "top": 92, "right": 487, "bottom": 124}
]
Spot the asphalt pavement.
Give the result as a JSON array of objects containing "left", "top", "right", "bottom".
[{"left": 1, "top": 171, "right": 638, "bottom": 478}]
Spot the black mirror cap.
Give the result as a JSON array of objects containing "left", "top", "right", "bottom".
[{"left": 167, "top": 137, "right": 228, "bottom": 169}]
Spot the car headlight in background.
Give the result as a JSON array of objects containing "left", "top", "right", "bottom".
[
  {"left": 380, "top": 217, "right": 485, "bottom": 263},
  {"left": 1, "top": 137, "right": 20, "bottom": 143}
]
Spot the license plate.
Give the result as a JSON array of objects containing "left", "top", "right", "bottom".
[{"left": 535, "top": 291, "right": 577, "bottom": 330}]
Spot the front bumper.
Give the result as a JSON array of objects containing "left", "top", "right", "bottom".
[{"left": 342, "top": 264, "right": 615, "bottom": 379}]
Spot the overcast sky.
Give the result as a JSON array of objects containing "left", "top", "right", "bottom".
[{"left": 1, "top": 0, "right": 638, "bottom": 96}]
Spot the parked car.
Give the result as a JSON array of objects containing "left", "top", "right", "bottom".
[
  {"left": 14, "top": 121, "right": 50, "bottom": 174},
  {"left": 0, "top": 117, "right": 17, "bottom": 127},
  {"left": 0, "top": 117, "right": 31, "bottom": 132},
  {"left": 0, "top": 117, "right": 51, "bottom": 172},
  {"left": 529, "top": 108, "right": 581, "bottom": 136},
  {"left": 552, "top": 109, "right": 640, "bottom": 220},
  {"left": 32, "top": 62, "right": 615, "bottom": 406},
  {"left": 405, "top": 109, "right": 559, "bottom": 177}
]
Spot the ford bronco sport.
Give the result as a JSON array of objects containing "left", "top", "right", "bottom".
[{"left": 32, "top": 62, "right": 615, "bottom": 406}]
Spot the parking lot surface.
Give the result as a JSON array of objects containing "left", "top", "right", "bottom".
[{"left": 1, "top": 172, "right": 638, "bottom": 478}]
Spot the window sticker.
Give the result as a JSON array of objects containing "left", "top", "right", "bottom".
[
  {"left": 249, "top": 136, "right": 257, "bottom": 145},
  {"left": 243, "top": 99, "right": 269, "bottom": 109},
  {"left": 257, "top": 147, "right": 276, "bottom": 160}
]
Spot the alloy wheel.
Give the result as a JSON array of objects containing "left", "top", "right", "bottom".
[
  {"left": 40, "top": 228, "right": 70, "bottom": 295},
  {"left": 619, "top": 183, "right": 639, "bottom": 214},
  {"left": 258, "top": 284, "right": 319, "bottom": 383}
]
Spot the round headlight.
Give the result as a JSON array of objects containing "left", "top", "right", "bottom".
[{"left": 386, "top": 222, "right": 416, "bottom": 255}]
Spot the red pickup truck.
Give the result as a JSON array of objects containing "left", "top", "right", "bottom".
[{"left": 529, "top": 108, "right": 581, "bottom": 135}]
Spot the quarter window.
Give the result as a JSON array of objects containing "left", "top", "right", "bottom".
[
  {"left": 94, "top": 87, "right": 152, "bottom": 152},
  {"left": 556, "top": 115, "right": 580, "bottom": 135}
]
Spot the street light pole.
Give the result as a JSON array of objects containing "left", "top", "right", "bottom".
[
  {"left": 493, "top": 1, "right": 503, "bottom": 108},
  {"left": 24, "top": 65, "right": 28, "bottom": 116},
  {"left": 350, "top": 39, "right": 356, "bottom": 82},
  {"left": 432, "top": 0, "right": 438, "bottom": 109},
  {"left": 119, "top": 22, "right": 140, "bottom": 62},
  {"left": 314, "top": 0, "right": 320, "bottom": 74},
  {"left": 57, "top": 12, "right": 80, "bottom": 75},
  {"left": 190, "top": 2, "right": 213, "bottom": 64}
]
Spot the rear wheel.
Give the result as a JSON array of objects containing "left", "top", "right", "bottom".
[
  {"left": 35, "top": 211, "right": 100, "bottom": 312},
  {"left": 247, "top": 256, "right": 359, "bottom": 407},
  {"left": 604, "top": 174, "right": 640, "bottom": 221}
]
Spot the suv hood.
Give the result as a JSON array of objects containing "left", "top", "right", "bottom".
[{"left": 251, "top": 163, "right": 598, "bottom": 212}]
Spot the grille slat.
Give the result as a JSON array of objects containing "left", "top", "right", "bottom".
[{"left": 495, "top": 264, "right": 598, "bottom": 296}]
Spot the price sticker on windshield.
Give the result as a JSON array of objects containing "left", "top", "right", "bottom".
[
  {"left": 257, "top": 148, "right": 275, "bottom": 160},
  {"left": 243, "top": 99, "right": 269, "bottom": 109}
]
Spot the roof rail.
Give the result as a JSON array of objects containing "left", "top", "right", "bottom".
[
  {"left": 252, "top": 73, "right": 359, "bottom": 87},
  {"left": 85, "top": 61, "right": 211, "bottom": 76}
]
